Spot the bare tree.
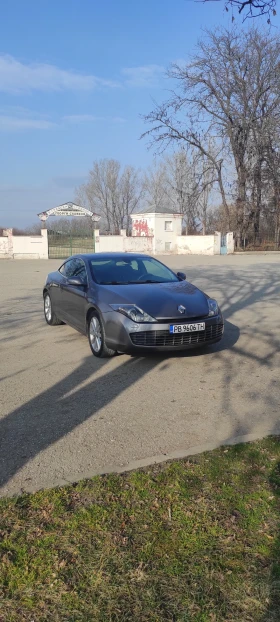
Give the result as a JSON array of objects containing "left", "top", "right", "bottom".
[
  {"left": 144, "top": 151, "right": 215, "bottom": 234},
  {"left": 197, "top": 154, "right": 216, "bottom": 235},
  {"left": 76, "top": 159, "right": 143, "bottom": 234},
  {"left": 118, "top": 166, "right": 144, "bottom": 234},
  {"left": 164, "top": 150, "right": 211, "bottom": 233},
  {"left": 143, "top": 26, "right": 280, "bottom": 244},
  {"left": 24, "top": 223, "right": 43, "bottom": 235},
  {"left": 259, "top": 137, "right": 280, "bottom": 246},
  {"left": 203, "top": 0, "right": 276, "bottom": 21},
  {"left": 143, "top": 161, "right": 169, "bottom": 210},
  {"left": 268, "top": 153, "right": 280, "bottom": 247}
]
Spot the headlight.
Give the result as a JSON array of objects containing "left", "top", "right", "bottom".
[
  {"left": 208, "top": 298, "right": 219, "bottom": 317},
  {"left": 110, "top": 304, "right": 156, "bottom": 323}
]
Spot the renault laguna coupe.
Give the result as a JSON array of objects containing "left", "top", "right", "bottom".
[{"left": 43, "top": 253, "right": 224, "bottom": 357}]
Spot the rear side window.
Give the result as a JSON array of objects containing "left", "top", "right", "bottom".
[
  {"left": 60, "top": 259, "right": 87, "bottom": 281},
  {"left": 59, "top": 263, "right": 67, "bottom": 276},
  {"left": 59, "top": 260, "right": 73, "bottom": 277},
  {"left": 70, "top": 259, "right": 88, "bottom": 282}
]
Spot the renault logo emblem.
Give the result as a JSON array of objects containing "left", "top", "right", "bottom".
[{"left": 178, "top": 305, "right": 186, "bottom": 314}]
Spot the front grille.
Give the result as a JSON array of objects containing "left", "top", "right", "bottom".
[
  {"left": 158, "top": 315, "right": 207, "bottom": 323},
  {"left": 130, "top": 324, "right": 224, "bottom": 347}
]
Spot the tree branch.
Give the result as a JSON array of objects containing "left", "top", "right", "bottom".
[{"left": 201, "top": 0, "right": 276, "bottom": 21}]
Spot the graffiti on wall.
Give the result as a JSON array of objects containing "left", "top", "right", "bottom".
[{"left": 132, "top": 219, "right": 154, "bottom": 237}]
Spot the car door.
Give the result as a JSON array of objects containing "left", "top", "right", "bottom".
[
  {"left": 48, "top": 266, "right": 66, "bottom": 316},
  {"left": 60, "top": 258, "right": 88, "bottom": 332}
]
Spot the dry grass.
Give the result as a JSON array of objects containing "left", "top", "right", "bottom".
[{"left": 1, "top": 438, "right": 280, "bottom": 621}]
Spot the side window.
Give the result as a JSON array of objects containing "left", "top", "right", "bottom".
[
  {"left": 63, "top": 260, "right": 75, "bottom": 278},
  {"left": 66, "top": 258, "right": 88, "bottom": 282},
  {"left": 59, "top": 260, "right": 74, "bottom": 277},
  {"left": 59, "top": 263, "right": 66, "bottom": 276}
]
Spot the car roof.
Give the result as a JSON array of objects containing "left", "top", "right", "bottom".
[{"left": 71, "top": 252, "right": 152, "bottom": 260}]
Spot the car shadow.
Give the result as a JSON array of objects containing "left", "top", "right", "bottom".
[{"left": 0, "top": 354, "right": 161, "bottom": 493}]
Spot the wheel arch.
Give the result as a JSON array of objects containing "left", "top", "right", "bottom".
[{"left": 86, "top": 305, "right": 99, "bottom": 326}]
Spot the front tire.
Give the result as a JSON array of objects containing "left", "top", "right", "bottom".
[
  {"left": 88, "top": 311, "right": 116, "bottom": 358},
  {"left": 44, "top": 292, "right": 63, "bottom": 326}
]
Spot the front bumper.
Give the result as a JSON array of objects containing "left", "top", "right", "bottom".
[{"left": 103, "top": 311, "right": 224, "bottom": 352}]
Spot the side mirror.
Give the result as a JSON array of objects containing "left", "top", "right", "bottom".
[
  {"left": 177, "top": 272, "right": 186, "bottom": 281},
  {"left": 67, "top": 277, "right": 86, "bottom": 286}
]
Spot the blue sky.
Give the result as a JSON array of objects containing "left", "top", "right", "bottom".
[{"left": 0, "top": 0, "right": 275, "bottom": 227}]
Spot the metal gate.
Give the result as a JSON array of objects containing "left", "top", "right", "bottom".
[
  {"left": 48, "top": 232, "right": 95, "bottom": 259},
  {"left": 220, "top": 234, "right": 227, "bottom": 255}
]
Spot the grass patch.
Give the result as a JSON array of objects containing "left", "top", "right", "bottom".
[{"left": 1, "top": 437, "right": 280, "bottom": 621}]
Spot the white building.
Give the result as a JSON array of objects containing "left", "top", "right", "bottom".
[{"left": 130, "top": 205, "right": 183, "bottom": 254}]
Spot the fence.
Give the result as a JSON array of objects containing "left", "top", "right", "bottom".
[
  {"left": 239, "top": 232, "right": 280, "bottom": 251},
  {"left": 48, "top": 232, "right": 95, "bottom": 258}
]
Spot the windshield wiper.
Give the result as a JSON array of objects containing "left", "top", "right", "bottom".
[
  {"left": 99, "top": 279, "right": 164, "bottom": 285},
  {"left": 99, "top": 281, "right": 130, "bottom": 285},
  {"left": 129, "top": 280, "right": 163, "bottom": 284}
]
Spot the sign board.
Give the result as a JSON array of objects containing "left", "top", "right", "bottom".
[{"left": 38, "top": 202, "right": 101, "bottom": 222}]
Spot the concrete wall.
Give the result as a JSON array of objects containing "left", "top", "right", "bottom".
[
  {"left": 124, "top": 236, "right": 153, "bottom": 253},
  {"left": 94, "top": 230, "right": 153, "bottom": 254},
  {"left": 213, "top": 232, "right": 221, "bottom": 255},
  {"left": 94, "top": 229, "right": 222, "bottom": 256},
  {"left": 0, "top": 236, "right": 9, "bottom": 257},
  {"left": 95, "top": 234, "right": 124, "bottom": 253},
  {"left": 226, "top": 232, "right": 234, "bottom": 254},
  {"left": 177, "top": 235, "right": 218, "bottom": 255},
  {"left": 0, "top": 225, "right": 232, "bottom": 258},
  {"left": 0, "top": 229, "right": 48, "bottom": 259}
]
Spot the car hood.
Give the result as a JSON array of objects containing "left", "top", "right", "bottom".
[{"left": 99, "top": 281, "right": 209, "bottom": 320}]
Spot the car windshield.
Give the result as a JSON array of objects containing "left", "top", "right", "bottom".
[{"left": 89, "top": 256, "right": 179, "bottom": 285}]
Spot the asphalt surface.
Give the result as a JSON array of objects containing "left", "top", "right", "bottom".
[{"left": 1, "top": 254, "right": 280, "bottom": 497}]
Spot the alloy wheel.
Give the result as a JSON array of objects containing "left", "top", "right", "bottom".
[
  {"left": 89, "top": 316, "right": 102, "bottom": 353},
  {"left": 44, "top": 295, "right": 52, "bottom": 322}
]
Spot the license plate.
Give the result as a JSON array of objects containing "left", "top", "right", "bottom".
[{"left": 169, "top": 322, "right": 205, "bottom": 334}]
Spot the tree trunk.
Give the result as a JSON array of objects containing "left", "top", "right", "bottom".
[
  {"left": 253, "top": 164, "right": 262, "bottom": 243},
  {"left": 217, "top": 163, "right": 230, "bottom": 230},
  {"left": 274, "top": 189, "right": 280, "bottom": 249},
  {"left": 235, "top": 165, "right": 247, "bottom": 247}
]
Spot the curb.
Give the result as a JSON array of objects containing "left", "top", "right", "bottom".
[
  {"left": 234, "top": 251, "right": 280, "bottom": 255},
  {"left": 7, "top": 428, "right": 280, "bottom": 497}
]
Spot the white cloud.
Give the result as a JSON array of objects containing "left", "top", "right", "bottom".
[
  {"left": 121, "top": 64, "right": 164, "bottom": 87},
  {"left": 0, "top": 55, "right": 119, "bottom": 94},
  {"left": 0, "top": 108, "right": 126, "bottom": 132},
  {"left": 0, "top": 115, "right": 55, "bottom": 131},
  {"left": 63, "top": 114, "right": 126, "bottom": 123},
  {"left": 64, "top": 114, "right": 101, "bottom": 123}
]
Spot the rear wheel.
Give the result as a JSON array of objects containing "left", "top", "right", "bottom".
[
  {"left": 88, "top": 311, "right": 116, "bottom": 358},
  {"left": 44, "top": 292, "right": 63, "bottom": 326}
]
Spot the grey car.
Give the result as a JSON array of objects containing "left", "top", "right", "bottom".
[{"left": 43, "top": 253, "right": 224, "bottom": 357}]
